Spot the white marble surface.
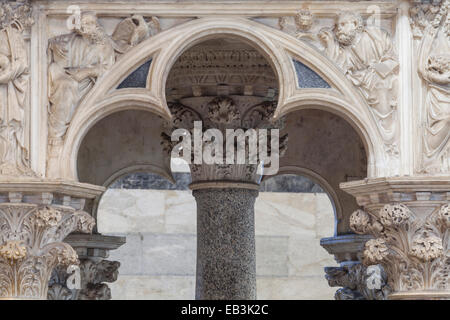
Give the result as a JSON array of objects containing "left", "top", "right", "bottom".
[{"left": 98, "top": 189, "right": 338, "bottom": 299}]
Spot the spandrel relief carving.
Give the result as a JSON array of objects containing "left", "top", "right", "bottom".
[
  {"left": 0, "top": 1, "right": 34, "bottom": 177},
  {"left": 46, "top": 12, "right": 160, "bottom": 177},
  {"left": 317, "top": 11, "right": 399, "bottom": 157},
  {"left": 412, "top": 0, "right": 450, "bottom": 173}
]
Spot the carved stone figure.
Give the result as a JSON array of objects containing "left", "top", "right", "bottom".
[
  {"left": 414, "top": 1, "right": 450, "bottom": 173},
  {"left": 0, "top": 1, "right": 34, "bottom": 177},
  {"left": 318, "top": 11, "right": 399, "bottom": 155},
  {"left": 47, "top": 12, "right": 160, "bottom": 177},
  {"left": 47, "top": 12, "right": 116, "bottom": 155}
]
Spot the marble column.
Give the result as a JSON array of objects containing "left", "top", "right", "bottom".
[
  {"left": 193, "top": 186, "right": 258, "bottom": 300},
  {"left": 342, "top": 177, "right": 450, "bottom": 300}
]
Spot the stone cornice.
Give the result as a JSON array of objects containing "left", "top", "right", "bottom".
[
  {"left": 341, "top": 177, "right": 450, "bottom": 206},
  {"left": 34, "top": 1, "right": 398, "bottom": 17},
  {"left": 0, "top": 181, "right": 105, "bottom": 199}
]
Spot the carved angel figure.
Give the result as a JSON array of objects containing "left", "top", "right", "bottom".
[
  {"left": 417, "top": 2, "right": 450, "bottom": 173},
  {"left": 318, "top": 11, "right": 399, "bottom": 155},
  {"left": 0, "top": 1, "right": 33, "bottom": 176}
]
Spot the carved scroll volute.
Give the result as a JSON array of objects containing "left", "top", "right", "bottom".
[
  {"left": 0, "top": 204, "right": 95, "bottom": 299},
  {"left": 350, "top": 203, "right": 449, "bottom": 295}
]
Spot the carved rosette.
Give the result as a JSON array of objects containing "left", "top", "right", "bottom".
[
  {"left": 0, "top": 203, "right": 95, "bottom": 299},
  {"left": 350, "top": 203, "right": 449, "bottom": 295},
  {"left": 48, "top": 259, "right": 120, "bottom": 300}
]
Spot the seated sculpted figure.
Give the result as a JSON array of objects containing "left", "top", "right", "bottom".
[
  {"left": 318, "top": 12, "right": 399, "bottom": 154},
  {"left": 47, "top": 12, "right": 115, "bottom": 147}
]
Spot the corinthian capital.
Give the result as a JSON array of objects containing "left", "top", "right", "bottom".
[{"left": 350, "top": 203, "right": 449, "bottom": 297}]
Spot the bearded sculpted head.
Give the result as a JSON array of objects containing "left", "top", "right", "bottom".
[
  {"left": 75, "top": 12, "right": 107, "bottom": 44},
  {"left": 335, "top": 11, "right": 364, "bottom": 46}
]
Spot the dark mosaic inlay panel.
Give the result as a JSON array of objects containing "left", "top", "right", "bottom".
[
  {"left": 117, "top": 59, "right": 152, "bottom": 89},
  {"left": 293, "top": 60, "right": 331, "bottom": 89},
  {"left": 110, "top": 172, "right": 323, "bottom": 193}
]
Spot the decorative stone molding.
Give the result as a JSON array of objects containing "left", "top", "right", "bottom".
[
  {"left": 342, "top": 178, "right": 450, "bottom": 299},
  {"left": 0, "top": 0, "right": 35, "bottom": 178},
  {"left": 47, "top": 233, "right": 125, "bottom": 300}
]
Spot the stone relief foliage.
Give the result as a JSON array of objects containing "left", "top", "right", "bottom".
[
  {"left": 0, "top": 1, "right": 35, "bottom": 177},
  {"left": 410, "top": 0, "right": 450, "bottom": 174},
  {"left": 350, "top": 203, "right": 449, "bottom": 293},
  {"left": 46, "top": 11, "right": 160, "bottom": 176},
  {"left": 161, "top": 96, "right": 287, "bottom": 183},
  {"left": 0, "top": 203, "right": 95, "bottom": 299},
  {"left": 325, "top": 263, "right": 390, "bottom": 300},
  {"left": 48, "top": 259, "right": 120, "bottom": 300}
]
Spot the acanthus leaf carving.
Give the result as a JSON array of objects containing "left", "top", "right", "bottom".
[
  {"left": 350, "top": 203, "right": 449, "bottom": 293},
  {"left": 0, "top": 202, "right": 95, "bottom": 299}
]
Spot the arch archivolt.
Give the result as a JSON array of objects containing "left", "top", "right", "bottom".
[{"left": 61, "top": 17, "right": 383, "bottom": 181}]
